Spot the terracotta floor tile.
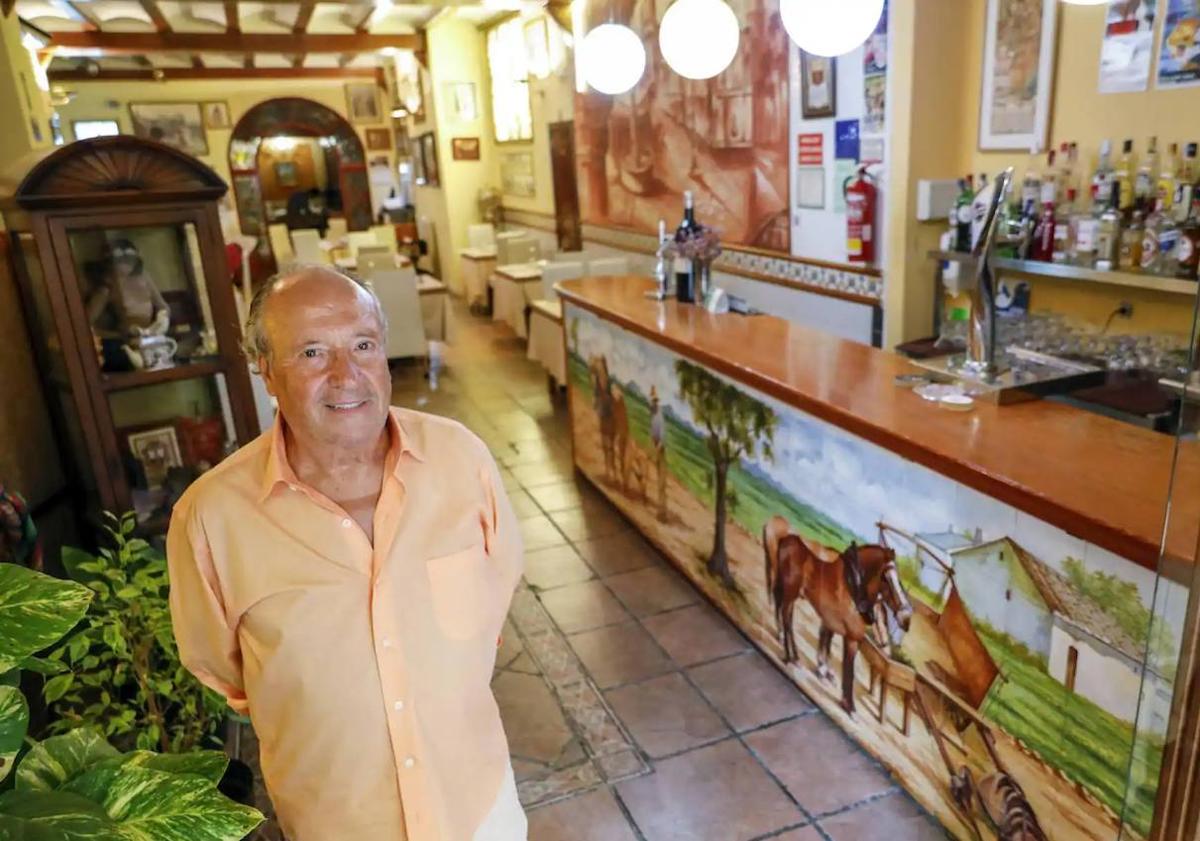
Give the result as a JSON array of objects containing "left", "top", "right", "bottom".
[
  {"left": 513, "top": 461, "right": 576, "bottom": 488},
  {"left": 519, "top": 515, "right": 570, "bottom": 551},
  {"left": 616, "top": 739, "right": 802, "bottom": 841},
  {"left": 508, "top": 489, "right": 546, "bottom": 520},
  {"left": 526, "top": 787, "right": 637, "bottom": 841},
  {"left": 522, "top": 544, "right": 596, "bottom": 590},
  {"left": 743, "top": 716, "right": 895, "bottom": 816},
  {"left": 539, "top": 580, "right": 631, "bottom": 634},
  {"left": 493, "top": 671, "right": 577, "bottom": 765},
  {"left": 575, "top": 532, "right": 664, "bottom": 577},
  {"left": 773, "top": 827, "right": 823, "bottom": 841},
  {"left": 605, "top": 566, "right": 698, "bottom": 617},
  {"left": 641, "top": 604, "right": 750, "bottom": 667},
  {"left": 818, "top": 792, "right": 944, "bottom": 841},
  {"left": 688, "top": 651, "right": 813, "bottom": 732},
  {"left": 550, "top": 506, "right": 631, "bottom": 542},
  {"left": 525, "top": 478, "right": 604, "bottom": 513},
  {"left": 569, "top": 621, "right": 674, "bottom": 689},
  {"left": 605, "top": 672, "right": 729, "bottom": 757}
]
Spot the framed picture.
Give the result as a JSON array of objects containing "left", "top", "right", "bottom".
[
  {"left": 800, "top": 52, "right": 836, "bottom": 119},
  {"left": 72, "top": 119, "right": 119, "bottom": 140},
  {"left": 445, "top": 82, "right": 478, "bottom": 121},
  {"left": 201, "top": 101, "right": 231, "bottom": 130},
  {"left": 128, "top": 102, "right": 208, "bottom": 156},
  {"left": 419, "top": 132, "right": 439, "bottom": 186},
  {"left": 365, "top": 128, "right": 392, "bottom": 151},
  {"left": 500, "top": 151, "right": 535, "bottom": 197},
  {"left": 274, "top": 160, "right": 298, "bottom": 187},
  {"left": 979, "top": 0, "right": 1057, "bottom": 151},
  {"left": 412, "top": 138, "right": 427, "bottom": 184},
  {"left": 345, "top": 82, "right": 382, "bottom": 124},
  {"left": 452, "top": 137, "right": 481, "bottom": 160},
  {"left": 127, "top": 426, "right": 183, "bottom": 491}
]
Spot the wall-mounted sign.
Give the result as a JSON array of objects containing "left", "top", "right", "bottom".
[{"left": 797, "top": 133, "right": 824, "bottom": 166}]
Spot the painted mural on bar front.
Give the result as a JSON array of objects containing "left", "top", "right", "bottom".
[
  {"left": 573, "top": 0, "right": 791, "bottom": 252},
  {"left": 564, "top": 303, "right": 1184, "bottom": 841}
]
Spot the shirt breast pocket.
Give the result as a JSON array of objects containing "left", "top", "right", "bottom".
[{"left": 425, "top": 544, "right": 497, "bottom": 641}]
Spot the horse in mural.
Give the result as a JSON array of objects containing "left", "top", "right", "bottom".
[
  {"left": 588, "top": 355, "right": 629, "bottom": 491},
  {"left": 770, "top": 527, "right": 913, "bottom": 716}
]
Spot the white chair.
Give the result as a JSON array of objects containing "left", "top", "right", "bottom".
[
  {"left": 370, "top": 224, "right": 399, "bottom": 255},
  {"left": 539, "top": 261, "right": 584, "bottom": 303},
  {"left": 291, "top": 229, "right": 329, "bottom": 265},
  {"left": 371, "top": 267, "right": 428, "bottom": 360},
  {"left": 552, "top": 249, "right": 592, "bottom": 265},
  {"left": 347, "top": 231, "right": 377, "bottom": 258},
  {"left": 417, "top": 216, "right": 438, "bottom": 275},
  {"left": 468, "top": 223, "right": 496, "bottom": 250},
  {"left": 356, "top": 246, "right": 393, "bottom": 278},
  {"left": 326, "top": 217, "right": 349, "bottom": 244},
  {"left": 588, "top": 257, "right": 629, "bottom": 277},
  {"left": 499, "top": 235, "right": 540, "bottom": 266},
  {"left": 268, "top": 224, "right": 294, "bottom": 268}
]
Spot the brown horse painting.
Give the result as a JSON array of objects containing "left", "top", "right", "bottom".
[
  {"left": 589, "top": 355, "right": 629, "bottom": 491},
  {"left": 772, "top": 529, "right": 913, "bottom": 715}
]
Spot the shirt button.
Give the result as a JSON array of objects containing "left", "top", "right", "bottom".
[
  {"left": 403, "top": 757, "right": 416, "bottom": 768},
  {"left": 382, "top": 637, "right": 393, "bottom": 648},
  {"left": 341, "top": 518, "right": 352, "bottom": 528},
  {"left": 393, "top": 699, "right": 405, "bottom": 711}
]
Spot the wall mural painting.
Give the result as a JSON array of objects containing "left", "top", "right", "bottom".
[
  {"left": 564, "top": 303, "right": 1185, "bottom": 841},
  {"left": 574, "top": 0, "right": 791, "bottom": 252}
]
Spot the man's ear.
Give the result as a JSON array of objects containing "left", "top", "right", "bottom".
[{"left": 258, "top": 356, "right": 278, "bottom": 398}]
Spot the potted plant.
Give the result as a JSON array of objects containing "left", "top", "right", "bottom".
[{"left": 0, "top": 546, "right": 262, "bottom": 837}]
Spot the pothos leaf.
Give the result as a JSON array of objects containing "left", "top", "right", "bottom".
[
  {"left": 0, "top": 565, "right": 93, "bottom": 674},
  {"left": 16, "top": 728, "right": 119, "bottom": 792},
  {"left": 0, "top": 685, "right": 29, "bottom": 784}
]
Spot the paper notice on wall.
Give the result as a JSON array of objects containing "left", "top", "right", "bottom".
[
  {"left": 1099, "top": 0, "right": 1157, "bottom": 93},
  {"left": 833, "top": 159, "right": 857, "bottom": 213},
  {"left": 797, "top": 133, "right": 824, "bottom": 166},
  {"left": 861, "top": 137, "right": 885, "bottom": 164},
  {"left": 795, "top": 166, "right": 825, "bottom": 209},
  {"left": 1157, "top": 0, "right": 1200, "bottom": 88},
  {"left": 862, "top": 0, "right": 888, "bottom": 133}
]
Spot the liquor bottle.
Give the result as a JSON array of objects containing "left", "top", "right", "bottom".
[
  {"left": 953, "top": 178, "right": 974, "bottom": 252},
  {"left": 1041, "top": 149, "right": 1059, "bottom": 207},
  {"left": 1158, "top": 142, "right": 1180, "bottom": 212},
  {"left": 1176, "top": 143, "right": 1198, "bottom": 223},
  {"left": 1118, "top": 209, "right": 1143, "bottom": 272},
  {"left": 1031, "top": 201, "right": 1056, "bottom": 262},
  {"left": 1073, "top": 193, "right": 1100, "bottom": 268},
  {"left": 1016, "top": 199, "right": 1039, "bottom": 259},
  {"left": 1092, "top": 140, "right": 1113, "bottom": 205},
  {"left": 1135, "top": 136, "right": 1158, "bottom": 209},
  {"left": 1114, "top": 138, "right": 1135, "bottom": 211},
  {"left": 1052, "top": 188, "right": 1077, "bottom": 264},
  {"left": 674, "top": 190, "right": 698, "bottom": 302},
  {"left": 1176, "top": 198, "right": 1200, "bottom": 280},
  {"left": 1021, "top": 164, "right": 1041, "bottom": 211},
  {"left": 1095, "top": 183, "right": 1122, "bottom": 271},
  {"left": 1143, "top": 199, "right": 1181, "bottom": 275}
]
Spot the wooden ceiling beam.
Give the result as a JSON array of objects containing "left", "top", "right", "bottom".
[
  {"left": 47, "top": 31, "right": 420, "bottom": 53},
  {"left": 191, "top": 54, "right": 204, "bottom": 68},
  {"left": 48, "top": 66, "right": 386, "bottom": 82},
  {"left": 224, "top": 0, "right": 240, "bottom": 33},
  {"left": 64, "top": 1, "right": 100, "bottom": 29},
  {"left": 137, "top": 0, "right": 171, "bottom": 32},
  {"left": 352, "top": 5, "right": 375, "bottom": 34},
  {"left": 293, "top": 0, "right": 315, "bottom": 33}
]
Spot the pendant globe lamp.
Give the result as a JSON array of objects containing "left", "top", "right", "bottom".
[
  {"left": 658, "top": 0, "right": 740, "bottom": 80},
  {"left": 780, "top": 0, "right": 884, "bottom": 57},
  {"left": 581, "top": 23, "right": 646, "bottom": 95}
]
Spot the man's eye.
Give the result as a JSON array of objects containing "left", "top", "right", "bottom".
[
  {"left": 356, "top": 341, "right": 374, "bottom": 351},
  {"left": 303, "top": 349, "right": 320, "bottom": 359}
]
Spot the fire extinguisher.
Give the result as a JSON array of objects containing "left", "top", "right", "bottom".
[{"left": 843, "top": 165, "right": 878, "bottom": 266}]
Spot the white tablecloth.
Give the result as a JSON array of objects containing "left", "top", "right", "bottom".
[
  {"left": 527, "top": 300, "right": 565, "bottom": 385},
  {"left": 460, "top": 251, "right": 497, "bottom": 306},
  {"left": 491, "top": 276, "right": 536, "bottom": 338},
  {"left": 418, "top": 276, "right": 448, "bottom": 342}
]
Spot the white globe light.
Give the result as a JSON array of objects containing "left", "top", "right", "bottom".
[
  {"left": 780, "top": 0, "right": 884, "bottom": 57},
  {"left": 581, "top": 24, "right": 646, "bottom": 95},
  {"left": 659, "top": 0, "right": 740, "bottom": 80}
]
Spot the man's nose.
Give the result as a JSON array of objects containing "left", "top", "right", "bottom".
[{"left": 327, "top": 350, "right": 358, "bottom": 383}]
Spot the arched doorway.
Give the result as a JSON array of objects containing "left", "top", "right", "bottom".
[{"left": 227, "top": 97, "right": 371, "bottom": 246}]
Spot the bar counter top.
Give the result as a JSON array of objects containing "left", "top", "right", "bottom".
[{"left": 557, "top": 276, "right": 1197, "bottom": 577}]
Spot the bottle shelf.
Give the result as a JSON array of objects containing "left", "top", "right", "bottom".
[{"left": 928, "top": 250, "right": 1198, "bottom": 296}]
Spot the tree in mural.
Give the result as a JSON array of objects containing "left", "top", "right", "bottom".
[{"left": 675, "top": 359, "right": 777, "bottom": 587}]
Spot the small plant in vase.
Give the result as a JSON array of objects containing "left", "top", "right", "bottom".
[{"left": 662, "top": 227, "right": 723, "bottom": 302}]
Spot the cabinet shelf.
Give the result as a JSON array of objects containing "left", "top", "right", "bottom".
[
  {"left": 101, "top": 360, "right": 224, "bottom": 392},
  {"left": 928, "top": 250, "right": 1199, "bottom": 296}
]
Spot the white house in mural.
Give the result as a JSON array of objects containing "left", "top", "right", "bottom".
[{"left": 919, "top": 534, "right": 1170, "bottom": 731}]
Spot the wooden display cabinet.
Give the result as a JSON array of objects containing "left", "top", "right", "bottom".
[{"left": 1, "top": 136, "right": 260, "bottom": 535}]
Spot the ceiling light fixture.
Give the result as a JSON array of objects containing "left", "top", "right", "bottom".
[
  {"left": 780, "top": 0, "right": 884, "bottom": 57},
  {"left": 580, "top": 23, "right": 645, "bottom": 95},
  {"left": 658, "top": 0, "right": 739, "bottom": 80}
]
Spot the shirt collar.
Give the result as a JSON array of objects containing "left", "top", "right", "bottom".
[{"left": 259, "top": 407, "right": 424, "bottom": 502}]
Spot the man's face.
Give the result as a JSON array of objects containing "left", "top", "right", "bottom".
[{"left": 258, "top": 272, "right": 391, "bottom": 450}]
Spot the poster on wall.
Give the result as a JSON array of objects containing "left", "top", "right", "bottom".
[
  {"left": 1157, "top": 0, "right": 1200, "bottom": 88},
  {"left": 978, "top": 0, "right": 1058, "bottom": 151},
  {"left": 500, "top": 152, "right": 536, "bottom": 198},
  {"left": 1098, "top": 0, "right": 1157, "bottom": 93},
  {"left": 573, "top": 0, "right": 791, "bottom": 252},
  {"left": 862, "top": 0, "right": 888, "bottom": 134}
]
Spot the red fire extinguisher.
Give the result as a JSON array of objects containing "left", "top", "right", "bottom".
[{"left": 843, "top": 165, "right": 878, "bottom": 266}]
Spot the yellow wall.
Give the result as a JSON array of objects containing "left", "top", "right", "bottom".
[
  {"left": 499, "top": 63, "right": 574, "bottom": 217},
  {"left": 0, "top": 13, "right": 53, "bottom": 167}
]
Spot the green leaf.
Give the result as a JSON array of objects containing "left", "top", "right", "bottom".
[
  {"left": 98, "top": 750, "right": 228, "bottom": 785},
  {"left": 16, "top": 729, "right": 119, "bottom": 792},
  {"left": 61, "top": 547, "right": 102, "bottom": 586},
  {"left": 63, "top": 763, "right": 263, "bottom": 840},
  {"left": 0, "top": 685, "right": 29, "bottom": 784},
  {"left": 18, "top": 656, "right": 68, "bottom": 676},
  {"left": 43, "top": 674, "right": 75, "bottom": 703},
  {"left": 0, "top": 565, "right": 93, "bottom": 673},
  {"left": 114, "top": 587, "right": 141, "bottom": 601},
  {"left": 0, "top": 789, "right": 114, "bottom": 840}
]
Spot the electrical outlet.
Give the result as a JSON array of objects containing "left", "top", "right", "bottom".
[{"left": 1118, "top": 301, "right": 1134, "bottom": 319}]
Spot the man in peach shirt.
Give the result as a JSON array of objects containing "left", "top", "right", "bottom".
[{"left": 167, "top": 266, "right": 526, "bottom": 841}]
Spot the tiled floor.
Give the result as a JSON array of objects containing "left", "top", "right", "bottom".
[{"left": 247, "top": 299, "right": 947, "bottom": 841}]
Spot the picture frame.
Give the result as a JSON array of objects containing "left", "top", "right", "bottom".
[
  {"left": 72, "top": 119, "right": 119, "bottom": 141},
  {"left": 126, "top": 425, "right": 183, "bottom": 491},
  {"left": 800, "top": 52, "right": 836, "bottom": 119},
  {"left": 419, "top": 132, "right": 439, "bottom": 186},
  {"left": 345, "top": 81, "right": 383, "bottom": 124},
  {"left": 274, "top": 160, "right": 298, "bottom": 187},
  {"left": 201, "top": 101, "right": 231, "bottom": 130},
  {"left": 365, "top": 127, "right": 392, "bottom": 151},
  {"left": 452, "top": 137, "right": 481, "bottom": 161},
  {"left": 979, "top": 0, "right": 1057, "bottom": 151},
  {"left": 446, "top": 82, "right": 478, "bottom": 121},
  {"left": 500, "top": 151, "right": 535, "bottom": 198},
  {"left": 128, "top": 102, "right": 208, "bottom": 156}
]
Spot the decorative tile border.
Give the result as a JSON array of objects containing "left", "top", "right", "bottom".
[{"left": 501, "top": 207, "right": 883, "bottom": 303}]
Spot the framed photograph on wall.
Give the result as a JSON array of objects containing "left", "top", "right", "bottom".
[
  {"left": 201, "top": 101, "right": 231, "bottom": 130},
  {"left": 800, "top": 52, "right": 836, "bottom": 119},
  {"left": 419, "top": 132, "right": 439, "bottom": 186},
  {"left": 365, "top": 128, "right": 392, "bottom": 151},
  {"left": 274, "top": 160, "right": 298, "bottom": 187},
  {"left": 345, "top": 82, "right": 383, "bottom": 124},
  {"left": 452, "top": 137, "right": 481, "bottom": 160},
  {"left": 979, "top": 0, "right": 1057, "bottom": 151},
  {"left": 128, "top": 102, "right": 208, "bottom": 156}
]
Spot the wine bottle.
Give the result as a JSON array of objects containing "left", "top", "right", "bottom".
[{"left": 675, "top": 190, "right": 698, "bottom": 303}]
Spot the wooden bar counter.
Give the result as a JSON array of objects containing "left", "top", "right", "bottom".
[{"left": 556, "top": 275, "right": 1190, "bottom": 841}]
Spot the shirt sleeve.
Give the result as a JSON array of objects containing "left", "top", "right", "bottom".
[
  {"left": 478, "top": 448, "right": 524, "bottom": 598},
  {"left": 166, "top": 500, "right": 249, "bottom": 714}
]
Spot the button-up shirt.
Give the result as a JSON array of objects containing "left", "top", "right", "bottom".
[{"left": 167, "top": 407, "right": 523, "bottom": 841}]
